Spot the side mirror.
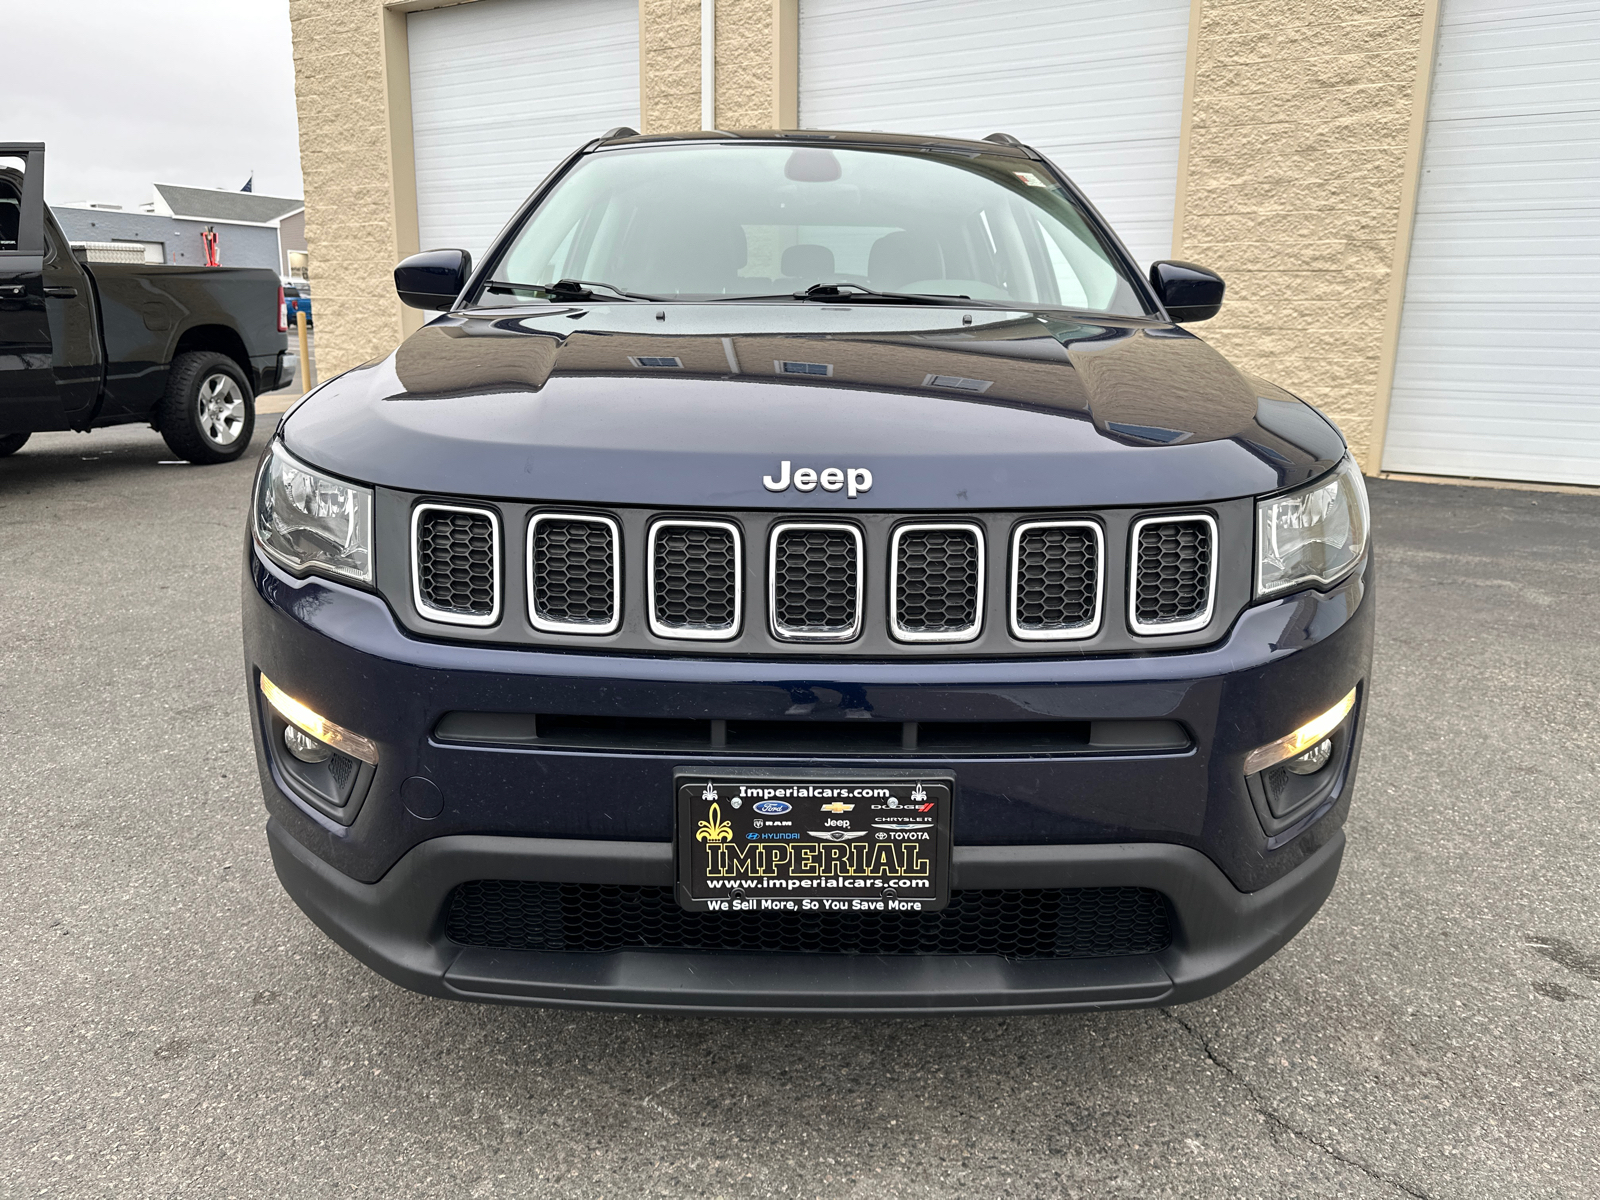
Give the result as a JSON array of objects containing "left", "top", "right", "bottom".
[
  {"left": 1149, "top": 260, "right": 1224, "bottom": 323},
  {"left": 395, "top": 248, "right": 472, "bottom": 310}
]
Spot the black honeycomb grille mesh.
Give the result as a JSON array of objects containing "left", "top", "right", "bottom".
[
  {"left": 652, "top": 524, "right": 737, "bottom": 630},
  {"left": 1134, "top": 519, "right": 1212, "bottom": 627},
  {"left": 531, "top": 518, "right": 615, "bottom": 627},
  {"left": 1015, "top": 525, "right": 1098, "bottom": 632},
  {"left": 416, "top": 509, "right": 496, "bottom": 616},
  {"left": 773, "top": 528, "right": 859, "bottom": 634},
  {"left": 895, "top": 527, "right": 980, "bottom": 634},
  {"left": 445, "top": 882, "right": 1171, "bottom": 959}
]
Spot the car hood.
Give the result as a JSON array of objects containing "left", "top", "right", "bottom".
[{"left": 281, "top": 304, "right": 1346, "bottom": 509}]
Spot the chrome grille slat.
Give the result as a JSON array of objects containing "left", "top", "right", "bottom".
[
  {"left": 769, "top": 523, "right": 862, "bottom": 642},
  {"left": 1010, "top": 520, "right": 1102, "bottom": 640},
  {"left": 648, "top": 519, "right": 742, "bottom": 639},
  {"left": 891, "top": 523, "right": 984, "bottom": 643},
  {"left": 1129, "top": 514, "right": 1216, "bottom": 635},
  {"left": 527, "top": 513, "right": 620, "bottom": 635},
  {"left": 412, "top": 503, "right": 501, "bottom": 627}
]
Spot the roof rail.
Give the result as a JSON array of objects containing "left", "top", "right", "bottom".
[
  {"left": 600, "top": 126, "right": 639, "bottom": 140},
  {"left": 983, "top": 132, "right": 1024, "bottom": 147}
]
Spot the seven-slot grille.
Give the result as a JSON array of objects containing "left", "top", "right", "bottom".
[
  {"left": 648, "top": 519, "right": 742, "bottom": 639},
  {"left": 1130, "top": 514, "right": 1216, "bottom": 634},
  {"left": 408, "top": 504, "right": 1221, "bottom": 641},
  {"left": 891, "top": 523, "right": 984, "bottom": 642},
  {"left": 1011, "top": 520, "right": 1102, "bottom": 640},
  {"left": 769, "top": 523, "right": 863, "bottom": 641},
  {"left": 527, "top": 514, "right": 620, "bottom": 635},
  {"left": 412, "top": 504, "right": 500, "bottom": 626}
]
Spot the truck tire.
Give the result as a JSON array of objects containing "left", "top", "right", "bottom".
[
  {"left": 0, "top": 432, "right": 30, "bottom": 457},
  {"left": 158, "top": 351, "right": 256, "bottom": 465}
]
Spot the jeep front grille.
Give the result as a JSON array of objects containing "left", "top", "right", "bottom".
[
  {"left": 1130, "top": 514, "right": 1215, "bottom": 634},
  {"left": 527, "top": 514, "right": 619, "bottom": 635},
  {"left": 1011, "top": 520, "right": 1102, "bottom": 640},
  {"left": 769, "top": 523, "right": 862, "bottom": 641},
  {"left": 647, "top": 519, "right": 741, "bottom": 639},
  {"left": 412, "top": 503, "right": 500, "bottom": 626},
  {"left": 891, "top": 523, "right": 983, "bottom": 642}
]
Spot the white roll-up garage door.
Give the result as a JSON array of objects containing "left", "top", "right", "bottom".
[
  {"left": 797, "top": 0, "right": 1192, "bottom": 269},
  {"left": 408, "top": 0, "right": 639, "bottom": 262},
  {"left": 1383, "top": 0, "right": 1600, "bottom": 485}
]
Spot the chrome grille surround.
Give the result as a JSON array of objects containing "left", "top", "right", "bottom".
[
  {"left": 768, "top": 522, "right": 864, "bottom": 642},
  {"left": 411, "top": 502, "right": 501, "bottom": 627},
  {"left": 1128, "top": 513, "right": 1217, "bottom": 636},
  {"left": 646, "top": 518, "right": 742, "bottom": 640},
  {"left": 1009, "top": 519, "right": 1103, "bottom": 641},
  {"left": 889, "top": 522, "right": 985, "bottom": 644},
  {"left": 526, "top": 512, "right": 621, "bottom": 635}
]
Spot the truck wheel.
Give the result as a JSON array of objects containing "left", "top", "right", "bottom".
[
  {"left": 0, "top": 433, "right": 30, "bottom": 457},
  {"left": 158, "top": 351, "right": 256, "bottom": 465}
]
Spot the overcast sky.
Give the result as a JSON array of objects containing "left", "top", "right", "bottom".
[{"left": 6, "top": 0, "right": 303, "bottom": 208}]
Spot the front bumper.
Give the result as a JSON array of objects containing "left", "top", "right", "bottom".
[
  {"left": 246, "top": 544, "right": 1371, "bottom": 1013},
  {"left": 269, "top": 817, "right": 1345, "bottom": 1015}
]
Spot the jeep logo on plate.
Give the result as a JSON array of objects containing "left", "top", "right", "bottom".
[{"left": 762, "top": 460, "right": 873, "bottom": 498}]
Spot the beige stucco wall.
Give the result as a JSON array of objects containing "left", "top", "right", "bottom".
[
  {"left": 288, "top": 0, "right": 409, "bottom": 380},
  {"left": 1175, "top": 0, "right": 1436, "bottom": 468},
  {"left": 640, "top": 0, "right": 783, "bottom": 132}
]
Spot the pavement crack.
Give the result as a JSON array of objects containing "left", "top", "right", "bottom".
[{"left": 1162, "top": 1008, "right": 1431, "bottom": 1199}]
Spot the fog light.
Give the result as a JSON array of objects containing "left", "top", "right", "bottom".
[
  {"left": 258, "top": 673, "right": 379, "bottom": 765},
  {"left": 1243, "top": 687, "right": 1356, "bottom": 776},
  {"left": 283, "top": 724, "right": 333, "bottom": 764},
  {"left": 1285, "top": 737, "right": 1333, "bottom": 776}
]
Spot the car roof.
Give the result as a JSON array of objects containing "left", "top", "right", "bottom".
[{"left": 593, "top": 128, "right": 1034, "bottom": 159}]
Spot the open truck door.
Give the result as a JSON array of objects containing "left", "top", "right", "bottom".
[{"left": 0, "top": 144, "right": 101, "bottom": 445}]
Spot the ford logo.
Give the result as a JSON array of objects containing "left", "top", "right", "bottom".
[{"left": 752, "top": 800, "right": 792, "bottom": 815}]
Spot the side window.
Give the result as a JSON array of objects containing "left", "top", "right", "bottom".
[{"left": 0, "top": 177, "right": 20, "bottom": 252}]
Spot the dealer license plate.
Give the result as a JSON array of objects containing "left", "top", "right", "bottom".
[{"left": 675, "top": 775, "right": 952, "bottom": 914}]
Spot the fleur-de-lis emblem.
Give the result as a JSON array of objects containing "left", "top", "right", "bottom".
[
  {"left": 910, "top": 782, "right": 928, "bottom": 806},
  {"left": 702, "top": 782, "right": 717, "bottom": 805},
  {"left": 696, "top": 802, "right": 733, "bottom": 843}
]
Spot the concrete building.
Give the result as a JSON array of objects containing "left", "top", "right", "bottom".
[
  {"left": 54, "top": 184, "right": 307, "bottom": 277},
  {"left": 288, "top": 0, "right": 1600, "bottom": 486}
]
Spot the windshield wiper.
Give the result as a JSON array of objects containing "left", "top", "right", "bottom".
[
  {"left": 713, "top": 282, "right": 985, "bottom": 306},
  {"left": 483, "top": 278, "right": 659, "bottom": 302}
]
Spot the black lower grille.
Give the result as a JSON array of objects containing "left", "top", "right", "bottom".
[
  {"left": 530, "top": 516, "right": 616, "bottom": 630},
  {"left": 772, "top": 525, "right": 860, "bottom": 638},
  {"left": 1134, "top": 517, "right": 1212, "bottom": 629},
  {"left": 415, "top": 506, "right": 497, "bottom": 618},
  {"left": 1014, "top": 522, "right": 1099, "bottom": 635},
  {"left": 651, "top": 521, "right": 738, "bottom": 633},
  {"left": 894, "top": 524, "right": 981, "bottom": 637},
  {"left": 445, "top": 882, "right": 1171, "bottom": 959}
]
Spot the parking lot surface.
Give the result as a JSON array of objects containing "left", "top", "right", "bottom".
[{"left": 2, "top": 423, "right": 1597, "bottom": 1198}]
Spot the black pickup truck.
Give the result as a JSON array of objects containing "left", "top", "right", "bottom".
[{"left": 0, "top": 144, "right": 293, "bottom": 464}]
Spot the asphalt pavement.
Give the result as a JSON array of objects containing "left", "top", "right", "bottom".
[{"left": 2, "top": 421, "right": 1597, "bottom": 1199}]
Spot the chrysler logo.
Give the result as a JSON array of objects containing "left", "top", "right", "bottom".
[{"left": 762, "top": 460, "right": 873, "bottom": 498}]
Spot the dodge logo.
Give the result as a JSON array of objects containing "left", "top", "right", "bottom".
[{"left": 762, "top": 460, "right": 873, "bottom": 498}]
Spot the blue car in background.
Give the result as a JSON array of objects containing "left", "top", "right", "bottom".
[{"left": 283, "top": 282, "right": 311, "bottom": 328}]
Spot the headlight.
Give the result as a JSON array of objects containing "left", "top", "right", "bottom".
[
  {"left": 253, "top": 442, "right": 373, "bottom": 584},
  {"left": 1256, "top": 456, "right": 1369, "bottom": 597}
]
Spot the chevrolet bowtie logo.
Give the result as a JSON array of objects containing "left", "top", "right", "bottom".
[{"left": 820, "top": 802, "right": 854, "bottom": 814}]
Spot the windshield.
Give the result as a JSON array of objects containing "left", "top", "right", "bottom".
[{"left": 473, "top": 143, "right": 1149, "bottom": 316}]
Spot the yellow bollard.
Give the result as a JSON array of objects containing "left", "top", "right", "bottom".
[{"left": 297, "top": 309, "right": 314, "bottom": 395}]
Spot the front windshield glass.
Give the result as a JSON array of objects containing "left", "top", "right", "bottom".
[{"left": 474, "top": 143, "right": 1149, "bottom": 316}]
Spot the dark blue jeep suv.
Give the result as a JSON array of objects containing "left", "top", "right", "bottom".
[{"left": 244, "top": 129, "right": 1372, "bottom": 1015}]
